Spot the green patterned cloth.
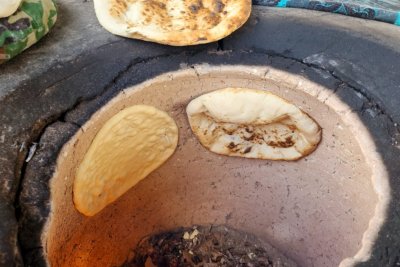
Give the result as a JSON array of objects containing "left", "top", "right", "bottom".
[{"left": 0, "top": 0, "right": 57, "bottom": 64}]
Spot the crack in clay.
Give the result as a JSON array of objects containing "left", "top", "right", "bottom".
[
  {"left": 39, "top": 63, "right": 99, "bottom": 96},
  {"left": 217, "top": 39, "right": 225, "bottom": 51},
  {"left": 13, "top": 114, "right": 63, "bottom": 222}
]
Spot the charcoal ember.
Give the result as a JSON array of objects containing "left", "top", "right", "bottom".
[{"left": 123, "top": 225, "right": 298, "bottom": 267}]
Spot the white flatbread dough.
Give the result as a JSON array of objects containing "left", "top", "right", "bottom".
[
  {"left": 0, "top": 0, "right": 22, "bottom": 18},
  {"left": 93, "top": 0, "right": 251, "bottom": 46},
  {"left": 73, "top": 105, "right": 178, "bottom": 216},
  {"left": 186, "top": 88, "right": 322, "bottom": 160}
]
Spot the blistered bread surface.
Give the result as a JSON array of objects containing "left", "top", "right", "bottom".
[
  {"left": 186, "top": 88, "right": 322, "bottom": 160},
  {"left": 94, "top": 0, "right": 251, "bottom": 45}
]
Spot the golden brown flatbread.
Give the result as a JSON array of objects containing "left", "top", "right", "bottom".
[
  {"left": 73, "top": 105, "right": 178, "bottom": 216},
  {"left": 186, "top": 88, "right": 322, "bottom": 160},
  {"left": 94, "top": 0, "right": 251, "bottom": 46}
]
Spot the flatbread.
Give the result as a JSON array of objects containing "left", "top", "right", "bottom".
[
  {"left": 73, "top": 105, "right": 178, "bottom": 216},
  {"left": 186, "top": 88, "right": 322, "bottom": 160},
  {"left": 93, "top": 0, "right": 251, "bottom": 46},
  {"left": 0, "top": 0, "right": 21, "bottom": 18}
]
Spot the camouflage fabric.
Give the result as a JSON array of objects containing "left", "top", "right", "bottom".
[{"left": 0, "top": 0, "right": 57, "bottom": 64}]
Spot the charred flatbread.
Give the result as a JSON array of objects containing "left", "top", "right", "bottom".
[
  {"left": 93, "top": 0, "right": 251, "bottom": 46},
  {"left": 186, "top": 88, "right": 322, "bottom": 160}
]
